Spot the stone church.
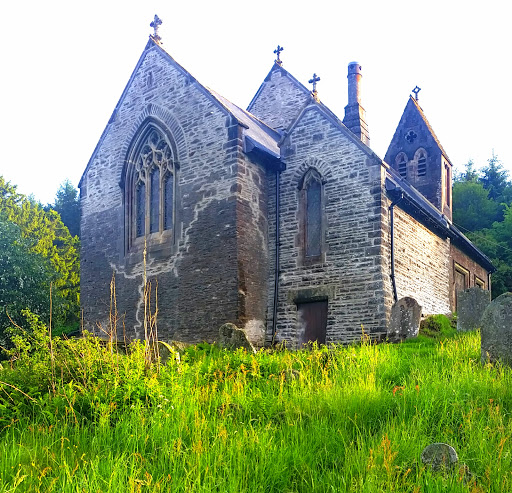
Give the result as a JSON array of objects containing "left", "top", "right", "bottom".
[{"left": 79, "top": 18, "right": 494, "bottom": 347}]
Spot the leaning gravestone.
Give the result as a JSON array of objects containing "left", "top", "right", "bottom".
[
  {"left": 457, "top": 287, "right": 490, "bottom": 332},
  {"left": 480, "top": 293, "right": 512, "bottom": 364},
  {"left": 421, "top": 443, "right": 458, "bottom": 471},
  {"left": 218, "top": 323, "right": 256, "bottom": 353},
  {"left": 387, "top": 297, "right": 422, "bottom": 342}
]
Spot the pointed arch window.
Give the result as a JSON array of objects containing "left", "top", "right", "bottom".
[
  {"left": 126, "top": 123, "right": 177, "bottom": 251},
  {"left": 396, "top": 153, "right": 408, "bottom": 178},
  {"left": 300, "top": 169, "right": 325, "bottom": 261},
  {"left": 416, "top": 149, "right": 427, "bottom": 177}
]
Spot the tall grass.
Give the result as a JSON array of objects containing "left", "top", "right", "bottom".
[{"left": 1, "top": 327, "right": 512, "bottom": 492}]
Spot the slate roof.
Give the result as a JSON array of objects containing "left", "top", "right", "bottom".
[{"left": 208, "top": 89, "right": 281, "bottom": 159}]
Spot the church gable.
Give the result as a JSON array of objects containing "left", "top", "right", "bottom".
[
  {"left": 247, "top": 63, "right": 311, "bottom": 132},
  {"left": 384, "top": 96, "right": 452, "bottom": 218}
]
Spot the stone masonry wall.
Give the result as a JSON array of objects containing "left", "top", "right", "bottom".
[
  {"left": 247, "top": 66, "right": 310, "bottom": 132},
  {"left": 267, "top": 105, "right": 388, "bottom": 346},
  {"left": 81, "top": 45, "right": 243, "bottom": 342},
  {"left": 450, "top": 244, "right": 490, "bottom": 310},
  {"left": 381, "top": 203, "right": 451, "bottom": 319},
  {"left": 235, "top": 152, "right": 270, "bottom": 347}
]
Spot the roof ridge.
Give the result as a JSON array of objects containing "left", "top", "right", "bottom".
[{"left": 409, "top": 96, "right": 452, "bottom": 165}]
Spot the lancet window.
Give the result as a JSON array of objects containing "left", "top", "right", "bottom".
[{"left": 300, "top": 169, "right": 324, "bottom": 260}]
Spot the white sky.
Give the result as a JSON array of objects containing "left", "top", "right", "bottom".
[{"left": 0, "top": 0, "right": 510, "bottom": 204}]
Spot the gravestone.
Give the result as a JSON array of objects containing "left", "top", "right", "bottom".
[
  {"left": 457, "top": 287, "right": 490, "bottom": 332},
  {"left": 480, "top": 292, "right": 512, "bottom": 364},
  {"left": 387, "top": 297, "right": 422, "bottom": 342},
  {"left": 218, "top": 323, "right": 256, "bottom": 353},
  {"left": 421, "top": 443, "right": 458, "bottom": 471}
]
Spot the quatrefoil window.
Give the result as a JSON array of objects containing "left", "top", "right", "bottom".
[{"left": 405, "top": 130, "right": 417, "bottom": 143}]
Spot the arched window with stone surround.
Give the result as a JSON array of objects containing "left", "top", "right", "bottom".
[
  {"left": 395, "top": 152, "right": 408, "bottom": 179},
  {"left": 415, "top": 148, "right": 427, "bottom": 177},
  {"left": 299, "top": 168, "right": 324, "bottom": 260},
  {"left": 125, "top": 122, "right": 177, "bottom": 251}
]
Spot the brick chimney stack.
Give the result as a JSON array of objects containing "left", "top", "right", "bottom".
[{"left": 343, "top": 62, "right": 370, "bottom": 146}]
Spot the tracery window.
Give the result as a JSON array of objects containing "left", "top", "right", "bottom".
[
  {"left": 127, "top": 124, "right": 176, "bottom": 250},
  {"left": 300, "top": 169, "right": 324, "bottom": 260}
]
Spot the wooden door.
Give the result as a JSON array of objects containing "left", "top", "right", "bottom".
[{"left": 297, "top": 300, "right": 328, "bottom": 345}]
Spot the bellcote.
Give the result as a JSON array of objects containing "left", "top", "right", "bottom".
[{"left": 384, "top": 95, "right": 452, "bottom": 220}]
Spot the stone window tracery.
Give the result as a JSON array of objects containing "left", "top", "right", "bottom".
[{"left": 126, "top": 124, "right": 177, "bottom": 250}]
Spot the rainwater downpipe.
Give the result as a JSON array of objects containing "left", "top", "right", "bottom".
[
  {"left": 389, "top": 192, "right": 404, "bottom": 303},
  {"left": 271, "top": 169, "right": 281, "bottom": 346}
]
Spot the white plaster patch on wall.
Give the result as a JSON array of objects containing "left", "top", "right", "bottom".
[{"left": 109, "top": 176, "right": 234, "bottom": 338}]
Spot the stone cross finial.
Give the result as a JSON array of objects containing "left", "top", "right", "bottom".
[
  {"left": 274, "top": 45, "right": 284, "bottom": 66},
  {"left": 150, "top": 15, "right": 163, "bottom": 44},
  {"left": 309, "top": 73, "right": 321, "bottom": 100},
  {"left": 412, "top": 86, "right": 421, "bottom": 100}
]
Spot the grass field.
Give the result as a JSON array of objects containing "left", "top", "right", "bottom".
[{"left": 1, "top": 322, "right": 512, "bottom": 492}]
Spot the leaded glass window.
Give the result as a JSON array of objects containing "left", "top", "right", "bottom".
[
  {"left": 306, "top": 178, "right": 322, "bottom": 257},
  {"left": 164, "top": 172, "right": 174, "bottom": 231},
  {"left": 136, "top": 182, "right": 146, "bottom": 237},
  {"left": 128, "top": 124, "right": 176, "bottom": 247},
  {"left": 301, "top": 169, "right": 324, "bottom": 260},
  {"left": 150, "top": 167, "right": 160, "bottom": 233}
]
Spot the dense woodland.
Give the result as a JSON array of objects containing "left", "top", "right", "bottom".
[
  {"left": 452, "top": 154, "right": 512, "bottom": 298},
  {"left": 0, "top": 154, "right": 511, "bottom": 340}
]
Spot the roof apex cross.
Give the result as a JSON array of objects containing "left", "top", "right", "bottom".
[
  {"left": 309, "top": 73, "right": 321, "bottom": 101},
  {"left": 412, "top": 85, "right": 421, "bottom": 100},
  {"left": 274, "top": 45, "right": 284, "bottom": 66},
  {"left": 150, "top": 15, "right": 163, "bottom": 44}
]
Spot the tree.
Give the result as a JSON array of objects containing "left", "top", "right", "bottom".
[
  {"left": 0, "top": 176, "right": 80, "bottom": 325},
  {"left": 0, "top": 219, "right": 65, "bottom": 338},
  {"left": 454, "top": 159, "right": 479, "bottom": 183},
  {"left": 51, "top": 180, "right": 80, "bottom": 237},
  {"left": 452, "top": 181, "right": 499, "bottom": 232},
  {"left": 480, "top": 153, "right": 509, "bottom": 202}
]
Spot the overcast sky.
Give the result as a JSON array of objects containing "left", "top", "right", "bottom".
[{"left": 0, "top": 0, "right": 510, "bottom": 204}]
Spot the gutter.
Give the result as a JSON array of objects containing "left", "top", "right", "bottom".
[
  {"left": 271, "top": 169, "right": 281, "bottom": 346},
  {"left": 389, "top": 190, "right": 404, "bottom": 304}
]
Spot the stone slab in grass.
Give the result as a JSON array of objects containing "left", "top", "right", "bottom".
[
  {"left": 457, "top": 287, "right": 490, "bottom": 332},
  {"left": 481, "top": 292, "right": 512, "bottom": 365},
  {"left": 387, "top": 297, "right": 422, "bottom": 342},
  {"left": 218, "top": 323, "right": 256, "bottom": 353},
  {"left": 421, "top": 443, "right": 458, "bottom": 471}
]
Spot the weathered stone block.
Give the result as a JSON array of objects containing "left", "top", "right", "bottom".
[
  {"left": 457, "top": 287, "right": 490, "bottom": 332},
  {"left": 387, "top": 297, "right": 422, "bottom": 341},
  {"left": 218, "top": 323, "right": 256, "bottom": 353},
  {"left": 421, "top": 443, "right": 458, "bottom": 471},
  {"left": 481, "top": 293, "right": 512, "bottom": 364}
]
